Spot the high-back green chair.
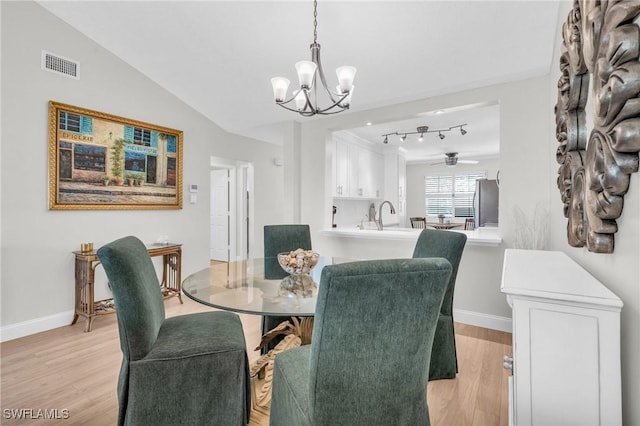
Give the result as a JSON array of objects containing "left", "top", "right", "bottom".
[
  {"left": 412, "top": 229, "right": 467, "bottom": 380},
  {"left": 97, "top": 236, "right": 251, "bottom": 426},
  {"left": 262, "top": 224, "right": 312, "bottom": 352},
  {"left": 269, "top": 258, "right": 452, "bottom": 426}
]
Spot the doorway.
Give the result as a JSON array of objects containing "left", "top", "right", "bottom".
[
  {"left": 210, "top": 168, "right": 232, "bottom": 261},
  {"left": 210, "top": 158, "right": 253, "bottom": 262}
]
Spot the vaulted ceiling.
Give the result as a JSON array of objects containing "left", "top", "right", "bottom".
[{"left": 37, "top": 1, "right": 561, "bottom": 160}]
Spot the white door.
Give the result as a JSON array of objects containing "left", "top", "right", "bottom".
[{"left": 211, "top": 169, "right": 230, "bottom": 261}]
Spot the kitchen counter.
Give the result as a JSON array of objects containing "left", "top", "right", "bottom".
[{"left": 320, "top": 226, "right": 502, "bottom": 246}]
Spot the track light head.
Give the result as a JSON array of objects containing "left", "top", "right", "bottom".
[
  {"left": 460, "top": 127, "right": 467, "bottom": 135},
  {"left": 418, "top": 133, "right": 424, "bottom": 142},
  {"left": 439, "top": 132, "right": 445, "bottom": 140},
  {"left": 383, "top": 136, "right": 388, "bottom": 144},
  {"left": 400, "top": 134, "right": 406, "bottom": 142}
]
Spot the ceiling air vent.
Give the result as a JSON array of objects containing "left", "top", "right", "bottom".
[{"left": 42, "top": 51, "right": 80, "bottom": 79}]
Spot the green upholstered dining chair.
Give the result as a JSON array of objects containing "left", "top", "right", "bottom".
[
  {"left": 262, "top": 224, "right": 312, "bottom": 352},
  {"left": 97, "top": 236, "right": 251, "bottom": 426},
  {"left": 270, "top": 258, "right": 452, "bottom": 426},
  {"left": 412, "top": 229, "right": 468, "bottom": 380}
]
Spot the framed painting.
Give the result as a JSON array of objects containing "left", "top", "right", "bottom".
[{"left": 48, "top": 101, "right": 183, "bottom": 210}]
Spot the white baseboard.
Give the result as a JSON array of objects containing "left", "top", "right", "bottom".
[
  {"left": 453, "top": 308, "right": 512, "bottom": 333},
  {"left": 1, "top": 308, "right": 512, "bottom": 342},
  {"left": 1, "top": 310, "right": 75, "bottom": 342}
]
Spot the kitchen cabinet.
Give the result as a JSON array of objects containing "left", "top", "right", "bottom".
[
  {"left": 501, "top": 249, "right": 622, "bottom": 426},
  {"left": 333, "top": 137, "right": 382, "bottom": 199},
  {"left": 334, "top": 139, "right": 351, "bottom": 197}
]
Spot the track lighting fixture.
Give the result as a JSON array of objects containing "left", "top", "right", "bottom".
[{"left": 381, "top": 123, "right": 467, "bottom": 144}]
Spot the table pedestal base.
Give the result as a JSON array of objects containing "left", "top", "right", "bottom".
[{"left": 250, "top": 317, "right": 313, "bottom": 409}]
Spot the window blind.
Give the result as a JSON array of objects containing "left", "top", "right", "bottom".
[{"left": 425, "top": 172, "right": 486, "bottom": 218}]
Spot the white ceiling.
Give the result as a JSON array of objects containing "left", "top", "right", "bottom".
[{"left": 37, "top": 0, "right": 561, "bottom": 161}]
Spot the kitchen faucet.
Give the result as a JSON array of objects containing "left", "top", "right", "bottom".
[{"left": 376, "top": 200, "right": 396, "bottom": 230}]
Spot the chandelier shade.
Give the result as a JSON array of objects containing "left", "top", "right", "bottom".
[
  {"left": 270, "top": 0, "right": 356, "bottom": 116},
  {"left": 270, "top": 77, "right": 290, "bottom": 103}
]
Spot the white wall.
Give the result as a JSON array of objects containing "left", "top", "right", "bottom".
[
  {"left": 547, "top": 2, "right": 640, "bottom": 424},
  {"left": 0, "top": 1, "right": 284, "bottom": 338},
  {"left": 296, "top": 76, "right": 552, "bottom": 326}
]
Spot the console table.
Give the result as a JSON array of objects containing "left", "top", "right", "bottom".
[
  {"left": 72, "top": 242, "right": 183, "bottom": 332},
  {"left": 501, "top": 249, "right": 623, "bottom": 426}
]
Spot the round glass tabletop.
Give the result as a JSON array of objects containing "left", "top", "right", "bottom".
[{"left": 182, "top": 256, "right": 346, "bottom": 316}]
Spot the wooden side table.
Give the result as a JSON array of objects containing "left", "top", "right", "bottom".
[{"left": 71, "top": 242, "right": 183, "bottom": 332}]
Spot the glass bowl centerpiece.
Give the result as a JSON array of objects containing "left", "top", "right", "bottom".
[
  {"left": 277, "top": 249, "right": 319, "bottom": 297},
  {"left": 277, "top": 249, "right": 319, "bottom": 275}
]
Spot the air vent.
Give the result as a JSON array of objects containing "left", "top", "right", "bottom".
[{"left": 42, "top": 51, "right": 79, "bottom": 79}]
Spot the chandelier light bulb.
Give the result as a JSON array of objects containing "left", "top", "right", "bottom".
[
  {"left": 270, "top": 77, "right": 290, "bottom": 102},
  {"left": 336, "top": 66, "right": 357, "bottom": 93},
  {"left": 295, "top": 61, "right": 317, "bottom": 89},
  {"left": 294, "top": 90, "right": 307, "bottom": 111}
]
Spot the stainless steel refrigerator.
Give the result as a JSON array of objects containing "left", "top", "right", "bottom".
[{"left": 473, "top": 179, "right": 499, "bottom": 228}]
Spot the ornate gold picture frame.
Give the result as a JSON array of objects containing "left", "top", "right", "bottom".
[{"left": 48, "top": 101, "right": 183, "bottom": 210}]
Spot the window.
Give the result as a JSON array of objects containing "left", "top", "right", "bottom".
[
  {"left": 123, "top": 125, "right": 153, "bottom": 146},
  {"left": 59, "top": 111, "right": 81, "bottom": 132},
  {"left": 424, "top": 172, "right": 486, "bottom": 218},
  {"left": 59, "top": 112, "right": 92, "bottom": 134},
  {"left": 133, "top": 128, "right": 151, "bottom": 146}
]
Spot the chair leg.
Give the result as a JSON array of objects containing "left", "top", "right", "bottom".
[{"left": 428, "top": 315, "right": 458, "bottom": 380}]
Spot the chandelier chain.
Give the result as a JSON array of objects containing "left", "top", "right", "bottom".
[{"left": 313, "top": 0, "right": 318, "bottom": 43}]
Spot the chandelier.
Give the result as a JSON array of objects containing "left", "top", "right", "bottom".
[
  {"left": 382, "top": 124, "right": 468, "bottom": 144},
  {"left": 270, "top": 0, "right": 356, "bottom": 116}
]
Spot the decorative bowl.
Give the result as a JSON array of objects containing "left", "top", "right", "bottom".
[{"left": 277, "top": 249, "right": 319, "bottom": 275}]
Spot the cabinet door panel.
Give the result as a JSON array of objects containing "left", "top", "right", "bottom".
[
  {"left": 514, "top": 299, "right": 610, "bottom": 426},
  {"left": 334, "top": 140, "right": 350, "bottom": 197}
]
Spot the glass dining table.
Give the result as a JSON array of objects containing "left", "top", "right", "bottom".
[
  {"left": 182, "top": 256, "right": 350, "bottom": 318},
  {"left": 182, "top": 256, "right": 351, "bottom": 409}
]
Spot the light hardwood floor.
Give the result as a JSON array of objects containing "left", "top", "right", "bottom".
[{"left": 1, "top": 296, "right": 511, "bottom": 425}]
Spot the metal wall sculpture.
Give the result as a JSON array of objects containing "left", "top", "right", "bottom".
[{"left": 555, "top": 0, "right": 640, "bottom": 253}]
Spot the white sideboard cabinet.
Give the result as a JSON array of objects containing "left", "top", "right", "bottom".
[{"left": 501, "top": 249, "right": 623, "bottom": 426}]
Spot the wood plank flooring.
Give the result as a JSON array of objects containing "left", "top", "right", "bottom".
[{"left": 1, "top": 296, "right": 511, "bottom": 426}]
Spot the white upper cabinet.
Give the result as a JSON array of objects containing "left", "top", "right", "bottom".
[
  {"left": 333, "top": 135, "right": 383, "bottom": 199},
  {"left": 334, "top": 139, "right": 350, "bottom": 197}
]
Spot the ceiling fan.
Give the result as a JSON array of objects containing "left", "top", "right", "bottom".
[{"left": 430, "top": 152, "right": 479, "bottom": 166}]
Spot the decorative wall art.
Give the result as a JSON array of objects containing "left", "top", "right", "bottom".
[
  {"left": 48, "top": 101, "right": 183, "bottom": 210},
  {"left": 555, "top": 1, "right": 640, "bottom": 253}
]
